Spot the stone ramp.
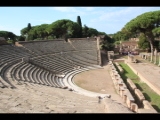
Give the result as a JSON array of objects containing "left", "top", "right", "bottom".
[
  {"left": 0, "top": 83, "right": 105, "bottom": 113},
  {"left": 103, "top": 98, "right": 133, "bottom": 113},
  {"left": 0, "top": 80, "right": 134, "bottom": 113}
]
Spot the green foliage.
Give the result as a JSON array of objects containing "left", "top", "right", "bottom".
[
  {"left": 82, "top": 25, "right": 102, "bottom": 37},
  {"left": 114, "top": 40, "right": 120, "bottom": 45},
  {"left": 47, "top": 19, "right": 81, "bottom": 39},
  {"left": 101, "top": 42, "right": 114, "bottom": 51},
  {"left": 7, "top": 39, "right": 14, "bottom": 44},
  {"left": 0, "top": 31, "right": 17, "bottom": 41},
  {"left": 33, "top": 24, "right": 49, "bottom": 39},
  {"left": 17, "top": 35, "right": 25, "bottom": 41},
  {"left": 77, "top": 16, "right": 82, "bottom": 27},
  {"left": 100, "top": 35, "right": 115, "bottom": 51},
  {"left": 82, "top": 24, "right": 89, "bottom": 37},
  {"left": 125, "top": 10, "right": 160, "bottom": 54},
  {"left": 138, "top": 33, "right": 150, "bottom": 50},
  {"left": 152, "top": 27, "right": 160, "bottom": 37},
  {"left": 98, "top": 31, "right": 106, "bottom": 36},
  {"left": 19, "top": 18, "right": 108, "bottom": 41},
  {"left": 119, "top": 63, "right": 139, "bottom": 81},
  {"left": 112, "top": 29, "right": 135, "bottom": 42},
  {"left": 119, "top": 62, "right": 160, "bottom": 112},
  {"left": 21, "top": 24, "right": 49, "bottom": 41},
  {"left": 87, "top": 28, "right": 98, "bottom": 37},
  {"left": 27, "top": 23, "right": 32, "bottom": 32},
  {"left": 47, "top": 35, "right": 56, "bottom": 40},
  {"left": 104, "top": 34, "right": 114, "bottom": 43},
  {"left": 77, "top": 16, "right": 82, "bottom": 38},
  {"left": 20, "top": 27, "right": 28, "bottom": 36},
  {"left": 154, "top": 41, "right": 160, "bottom": 50}
]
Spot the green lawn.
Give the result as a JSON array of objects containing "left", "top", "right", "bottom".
[{"left": 118, "top": 62, "right": 160, "bottom": 112}]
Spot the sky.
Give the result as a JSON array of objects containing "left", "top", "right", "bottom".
[{"left": 0, "top": 7, "right": 160, "bottom": 36}]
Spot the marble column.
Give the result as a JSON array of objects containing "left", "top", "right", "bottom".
[
  {"left": 154, "top": 49, "right": 157, "bottom": 64},
  {"left": 150, "top": 52, "right": 153, "bottom": 63},
  {"left": 144, "top": 55, "right": 147, "bottom": 60}
]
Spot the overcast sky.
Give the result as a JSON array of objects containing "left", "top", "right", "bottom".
[{"left": 0, "top": 7, "right": 160, "bottom": 36}]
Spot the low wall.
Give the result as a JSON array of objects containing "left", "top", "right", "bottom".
[
  {"left": 111, "top": 61, "right": 157, "bottom": 113},
  {"left": 125, "top": 60, "right": 160, "bottom": 96},
  {"left": 109, "top": 61, "right": 136, "bottom": 112},
  {"left": 126, "top": 78, "right": 137, "bottom": 92}
]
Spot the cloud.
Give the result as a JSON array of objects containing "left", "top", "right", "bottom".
[
  {"left": 89, "top": 7, "right": 160, "bottom": 26},
  {"left": 88, "top": 7, "right": 160, "bottom": 34},
  {"left": 50, "top": 7, "right": 97, "bottom": 17},
  {"left": 50, "top": 7, "right": 85, "bottom": 15},
  {"left": 96, "top": 7, "right": 160, "bottom": 22},
  {"left": 50, "top": 7, "right": 75, "bottom": 12},
  {"left": 81, "top": 7, "right": 94, "bottom": 11}
]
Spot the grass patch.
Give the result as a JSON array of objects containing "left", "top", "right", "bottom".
[
  {"left": 119, "top": 62, "right": 160, "bottom": 112},
  {"left": 115, "top": 62, "right": 139, "bottom": 82}
]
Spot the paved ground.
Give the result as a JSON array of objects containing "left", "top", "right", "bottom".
[
  {"left": 114, "top": 54, "right": 160, "bottom": 96},
  {"left": 126, "top": 55, "right": 160, "bottom": 96},
  {"left": 73, "top": 65, "right": 128, "bottom": 106},
  {"left": 0, "top": 83, "right": 106, "bottom": 113},
  {"left": 73, "top": 51, "right": 129, "bottom": 108}
]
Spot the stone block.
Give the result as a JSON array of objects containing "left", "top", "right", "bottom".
[
  {"left": 134, "top": 89, "right": 145, "bottom": 103},
  {"left": 127, "top": 78, "right": 137, "bottom": 92},
  {"left": 130, "top": 103, "right": 138, "bottom": 112}
]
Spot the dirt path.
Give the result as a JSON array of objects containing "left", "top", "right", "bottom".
[{"left": 73, "top": 51, "right": 128, "bottom": 107}]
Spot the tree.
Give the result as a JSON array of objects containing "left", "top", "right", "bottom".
[
  {"left": 98, "top": 32, "right": 107, "bottom": 35},
  {"left": 27, "top": 27, "right": 37, "bottom": 40},
  {"left": 138, "top": 33, "right": 150, "bottom": 51},
  {"left": 87, "top": 28, "right": 99, "bottom": 37},
  {"left": 21, "top": 26, "right": 34, "bottom": 41},
  {"left": 0, "top": 31, "right": 17, "bottom": 43},
  {"left": 77, "top": 16, "right": 82, "bottom": 38},
  {"left": 46, "top": 19, "right": 81, "bottom": 39},
  {"left": 112, "top": 29, "right": 135, "bottom": 43},
  {"left": 33, "top": 24, "right": 49, "bottom": 40},
  {"left": 21, "top": 27, "right": 28, "bottom": 36},
  {"left": 17, "top": 35, "right": 25, "bottom": 41},
  {"left": 21, "top": 25, "right": 30, "bottom": 41},
  {"left": 27, "top": 23, "right": 32, "bottom": 32},
  {"left": 125, "top": 10, "right": 160, "bottom": 61},
  {"left": 20, "top": 24, "right": 49, "bottom": 40},
  {"left": 26, "top": 23, "right": 32, "bottom": 41},
  {"left": 100, "top": 35, "right": 115, "bottom": 51},
  {"left": 82, "top": 24, "right": 89, "bottom": 37}
]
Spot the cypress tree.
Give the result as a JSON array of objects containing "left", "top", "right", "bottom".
[{"left": 77, "top": 16, "right": 82, "bottom": 38}]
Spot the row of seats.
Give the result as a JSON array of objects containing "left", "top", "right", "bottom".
[
  {"left": 4, "top": 61, "right": 67, "bottom": 89},
  {"left": 20, "top": 40, "right": 75, "bottom": 55},
  {"left": 0, "top": 39, "right": 99, "bottom": 90},
  {"left": 30, "top": 54, "right": 75, "bottom": 74},
  {"left": 0, "top": 45, "right": 33, "bottom": 64},
  {"left": 19, "top": 39, "right": 98, "bottom": 55},
  {"left": 69, "top": 39, "right": 97, "bottom": 50},
  {"left": 60, "top": 51, "right": 98, "bottom": 66},
  {"left": 29, "top": 50, "right": 99, "bottom": 74}
]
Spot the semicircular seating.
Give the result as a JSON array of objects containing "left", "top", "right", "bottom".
[{"left": 0, "top": 39, "right": 102, "bottom": 97}]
